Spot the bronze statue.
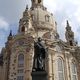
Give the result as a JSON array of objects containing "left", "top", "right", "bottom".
[{"left": 33, "top": 37, "right": 46, "bottom": 71}]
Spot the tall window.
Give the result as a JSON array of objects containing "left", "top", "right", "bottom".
[
  {"left": 17, "top": 76, "right": 24, "bottom": 80},
  {"left": 17, "top": 54, "right": 24, "bottom": 80},
  {"left": 57, "top": 58, "right": 64, "bottom": 80},
  {"left": 45, "top": 15, "right": 50, "bottom": 22},
  {"left": 18, "top": 54, "right": 24, "bottom": 67},
  {"left": 71, "top": 62, "right": 78, "bottom": 80}
]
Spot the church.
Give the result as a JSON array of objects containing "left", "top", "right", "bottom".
[{"left": 0, "top": 0, "right": 80, "bottom": 80}]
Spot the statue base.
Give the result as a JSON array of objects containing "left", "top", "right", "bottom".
[{"left": 31, "top": 71, "right": 48, "bottom": 80}]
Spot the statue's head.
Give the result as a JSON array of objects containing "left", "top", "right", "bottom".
[{"left": 38, "top": 37, "right": 42, "bottom": 42}]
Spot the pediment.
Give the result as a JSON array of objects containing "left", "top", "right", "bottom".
[{"left": 48, "top": 39, "right": 67, "bottom": 52}]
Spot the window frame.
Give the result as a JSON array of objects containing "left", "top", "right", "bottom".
[
  {"left": 18, "top": 54, "right": 24, "bottom": 68},
  {"left": 17, "top": 76, "right": 24, "bottom": 80},
  {"left": 70, "top": 61, "right": 78, "bottom": 80},
  {"left": 45, "top": 15, "right": 50, "bottom": 22},
  {"left": 57, "top": 58, "right": 65, "bottom": 80}
]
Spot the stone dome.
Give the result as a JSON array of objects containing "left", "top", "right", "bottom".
[{"left": 30, "top": 6, "right": 57, "bottom": 31}]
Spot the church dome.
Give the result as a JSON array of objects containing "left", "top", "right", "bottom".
[
  {"left": 28, "top": 0, "right": 57, "bottom": 31},
  {"left": 18, "top": 0, "right": 57, "bottom": 38},
  {"left": 30, "top": 6, "right": 56, "bottom": 31}
]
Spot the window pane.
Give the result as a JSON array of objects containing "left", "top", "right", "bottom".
[
  {"left": 18, "top": 54, "right": 24, "bottom": 67},
  {"left": 58, "top": 58, "right": 63, "bottom": 71},
  {"left": 59, "top": 72, "right": 64, "bottom": 80},
  {"left": 17, "top": 76, "right": 24, "bottom": 80},
  {"left": 71, "top": 63, "right": 78, "bottom": 80},
  {"left": 72, "top": 63, "right": 76, "bottom": 74},
  {"left": 57, "top": 58, "right": 64, "bottom": 80},
  {"left": 18, "top": 69, "right": 24, "bottom": 73},
  {"left": 45, "top": 15, "right": 50, "bottom": 22},
  {"left": 73, "top": 75, "right": 77, "bottom": 80}
]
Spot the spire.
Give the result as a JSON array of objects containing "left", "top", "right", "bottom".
[
  {"left": 9, "top": 30, "right": 12, "bottom": 36},
  {"left": 8, "top": 30, "right": 13, "bottom": 40},
  {"left": 65, "top": 20, "right": 77, "bottom": 46},
  {"left": 67, "top": 20, "right": 70, "bottom": 27},
  {"left": 26, "top": 5, "right": 28, "bottom": 10},
  {"left": 66, "top": 20, "right": 71, "bottom": 31}
]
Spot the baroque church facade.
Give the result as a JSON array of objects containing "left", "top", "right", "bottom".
[{"left": 0, "top": 0, "right": 80, "bottom": 80}]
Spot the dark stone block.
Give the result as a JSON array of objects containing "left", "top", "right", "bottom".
[{"left": 31, "top": 71, "right": 48, "bottom": 80}]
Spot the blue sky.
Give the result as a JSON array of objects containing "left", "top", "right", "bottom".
[{"left": 0, "top": 0, "right": 80, "bottom": 52}]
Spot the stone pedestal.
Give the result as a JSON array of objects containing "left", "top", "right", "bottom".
[{"left": 31, "top": 71, "right": 48, "bottom": 80}]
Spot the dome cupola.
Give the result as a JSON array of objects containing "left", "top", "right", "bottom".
[{"left": 31, "top": 0, "right": 43, "bottom": 8}]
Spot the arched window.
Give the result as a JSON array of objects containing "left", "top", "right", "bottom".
[
  {"left": 21, "top": 26, "right": 25, "bottom": 32},
  {"left": 71, "top": 62, "right": 78, "bottom": 80},
  {"left": 17, "top": 54, "right": 24, "bottom": 80},
  {"left": 18, "top": 54, "right": 24, "bottom": 67},
  {"left": 57, "top": 58, "right": 64, "bottom": 80}
]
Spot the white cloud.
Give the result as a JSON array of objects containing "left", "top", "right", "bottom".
[
  {"left": 0, "top": 17, "right": 9, "bottom": 31},
  {"left": 69, "top": 0, "right": 80, "bottom": 5},
  {"left": 44, "top": 0, "right": 65, "bottom": 13},
  {"left": 74, "top": 8, "right": 80, "bottom": 23},
  {"left": 44, "top": 0, "right": 57, "bottom": 13},
  {"left": 0, "top": 31, "right": 6, "bottom": 53},
  {"left": 68, "top": 0, "right": 80, "bottom": 24}
]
